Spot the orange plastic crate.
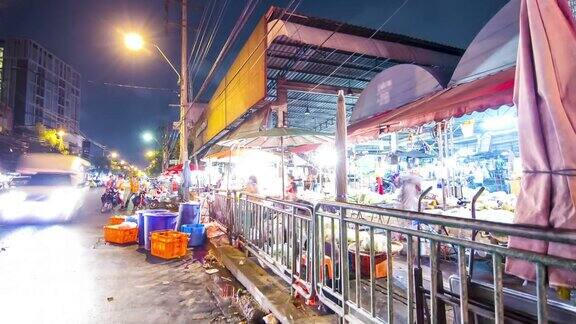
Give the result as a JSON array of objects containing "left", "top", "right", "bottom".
[
  {"left": 103, "top": 225, "right": 138, "bottom": 244},
  {"left": 108, "top": 216, "right": 125, "bottom": 225},
  {"left": 150, "top": 230, "right": 188, "bottom": 259}
]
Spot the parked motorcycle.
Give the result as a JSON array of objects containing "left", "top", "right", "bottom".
[{"left": 101, "top": 188, "right": 122, "bottom": 213}]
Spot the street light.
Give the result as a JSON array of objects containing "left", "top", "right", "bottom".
[
  {"left": 142, "top": 131, "right": 156, "bottom": 143},
  {"left": 124, "top": 32, "right": 144, "bottom": 51},
  {"left": 57, "top": 129, "right": 66, "bottom": 137},
  {"left": 110, "top": 151, "right": 118, "bottom": 159},
  {"left": 122, "top": 32, "right": 181, "bottom": 83}
]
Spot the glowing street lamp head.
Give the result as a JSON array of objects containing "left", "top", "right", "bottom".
[
  {"left": 142, "top": 131, "right": 154, "bottom": 143},
  {"left": 124, "top": 32, "right": 144, "bottom": 51},
  {"left": 110, "top": 151, "right": 118, "bottom": 159},
  {"left": 57, "top": 129, "right": 66, "bottom": 137}
]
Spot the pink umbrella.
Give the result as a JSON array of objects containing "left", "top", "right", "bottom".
[{"left": 506, "top": 0, "right": 576, "bottom": 288}]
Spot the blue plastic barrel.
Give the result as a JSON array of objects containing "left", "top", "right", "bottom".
[
  {"left": 136, "top": 209, "right": 168, "bottom": 245},
  {"left": 178, "top": 202, "right": 200, "bottom": 229},
  {"left": 181, "top": 224, "right": 206, "bottom": 247},
  {"left": 143, "top": 212, "right": 177, "bottom": 250}
]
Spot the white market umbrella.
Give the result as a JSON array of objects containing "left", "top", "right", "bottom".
[{"left": 218, "top": 127, "right": 334, "bottom": 199}]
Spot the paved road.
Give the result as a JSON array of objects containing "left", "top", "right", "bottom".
[{"left": 0, "top": 188, "right": 235, "bottom": 324}]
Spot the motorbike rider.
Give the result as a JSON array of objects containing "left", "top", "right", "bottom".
[
  {"left": 123, "top": 175, "right": 140, "bottom": 210},
  {"left": 105, "top": 175, "right": 116, "bottom": 189},
  {"left": 101, "top": 174, "right": 122, "bottom": 209}
]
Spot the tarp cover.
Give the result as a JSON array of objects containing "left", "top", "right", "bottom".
[
  {"left": 350, "top": 64, "right": 446, "bottom": 124},
  {"left": 505, "top": 0, "right": 576, "bottom": 288},
  {"left": 449, "top": 0, "right": 519, "bottom": 86}
]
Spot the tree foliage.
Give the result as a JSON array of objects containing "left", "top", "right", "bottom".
[{"left": 37, "top": 124, "right": 68, "bottom": 154}]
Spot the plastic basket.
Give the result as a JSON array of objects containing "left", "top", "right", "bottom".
[
  {"left": 108, "top": 216, "right": 125, "bottom": 225},
  {"left": 103, "top": 225, "right": 138, "bottom": 244},
  {"left": 150, "top": 230, "right": 188, "bottom": 259}
]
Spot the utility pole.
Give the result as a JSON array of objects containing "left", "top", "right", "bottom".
[
  {"left": 180, "top": 0, "right": 190, "bottom": 201},
  {"left": 179, "top": 0, "right": 189, "bottom": 165}
]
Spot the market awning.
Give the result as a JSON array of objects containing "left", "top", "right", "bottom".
[
  {"left": 449, "top": 0, "right": 519, "bottom": 86},
  {"left": 192, "top": 6, "right": 465, "bottom": 157},
  {"left": 348, "top": 68, "right": 515, "bottom": 141},
  {"left": 348, "top": 0, "right": 519, "bottom": 141},
  {"left": 349, "top": 64, "right": 446, "bottom": 125}
]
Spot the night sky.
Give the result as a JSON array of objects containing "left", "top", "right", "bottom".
[{"left": 0, "top": 0, "right": 508, "bottom": 165}]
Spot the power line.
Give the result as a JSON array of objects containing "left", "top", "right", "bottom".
[
  {"left": 87, "top": 80, "right": 178, "bottom": 93},
  {"left": 168, "top": 0, "right": 268, "bottom": 159},
  {"left": 190, "top": 0, "right": 230, "bottom": 94}
]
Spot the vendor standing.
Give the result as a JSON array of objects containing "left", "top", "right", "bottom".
[
  {"left": 245, "top": 175, "right": 259, "bottom": 195},
  {"left": 286, "top": 174, "right": 298, "bottom": 201}
]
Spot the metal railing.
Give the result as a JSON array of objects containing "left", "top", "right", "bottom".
[
  {"left": 314, "top": 200, "right": 576, "bottom": 324},
  {"left": 235, "top": 193, "right": 317, "bottom": 300},
  {"left": 209, "top": 190, "right": 236, "bottom": 234},
  {"left": 212, "top": 189, "right": 576, "bottom": 323}
]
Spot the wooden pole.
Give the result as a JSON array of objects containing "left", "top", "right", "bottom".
[{"left": 335, "top": 90, "right": 347, "bottom": 202}]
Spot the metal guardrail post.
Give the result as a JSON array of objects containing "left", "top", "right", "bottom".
[
  {"left": 415, "top": 186, "right": 432, "bottom": 324},
  {"left": 291, "top": 206, "right": 297, "bottom": 296},
  {"left": 310, "top": 205, "right": 317, "bottom": 301},
  {"left": 231, "top": 190, "right": 237, "bottom": 237},
  {"left": 469, "top": 186, "right": 485, "bottom": 280},
  {"left": 457, "top": 245, "right": 470, "bottom": 324},
  {"left": 406, "top": 234, "right": 414, "bottom": 324},
  {"left": 430, "top": 240, "right": 438, "bottom": 324},
  {"left": 386, "top": 229, "right": 394, "bottom": 323},
  {"left": 339, "top": 206, "right": 349, "bottom": 316},
  {"left": 493, "top": 253, "right": 504, "bottom": 324},
  {"left": 536, "top": 263, "right": 548, "bottom": 324}
]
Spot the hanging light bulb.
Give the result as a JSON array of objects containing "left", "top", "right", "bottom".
[{"left": 304, "top": 107, "right": 310, "bottom": 115}]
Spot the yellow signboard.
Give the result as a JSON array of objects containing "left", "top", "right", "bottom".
[{"left": 198, "top": 16, "right": 267, "bottom": 151}]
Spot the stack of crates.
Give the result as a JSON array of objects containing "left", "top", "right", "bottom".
[
  {"left": 150, "top": 230, "right": 188, "bottom": 259},
  {"left": 103, "top": 225, "right": 138, "bottom": 244}
]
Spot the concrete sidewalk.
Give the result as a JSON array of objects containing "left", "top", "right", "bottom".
[{"left": 209, "top": 236, "right": 337, "bottom": 324}]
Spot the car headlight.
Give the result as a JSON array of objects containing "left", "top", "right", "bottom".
[
  {"left": 0, "top": 191, "right": 27, "bottom": 219},
  {"left": 45, "top": 188, "right": 83, "bottom": 217}
]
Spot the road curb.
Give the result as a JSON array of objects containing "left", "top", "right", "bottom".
[{"left": 208, "top": 238, "right": 337, "bottom": 324}]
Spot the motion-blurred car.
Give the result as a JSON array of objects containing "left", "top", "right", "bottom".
[{"left": 0, "top": 153, "right": 90, "bottom": 223}]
